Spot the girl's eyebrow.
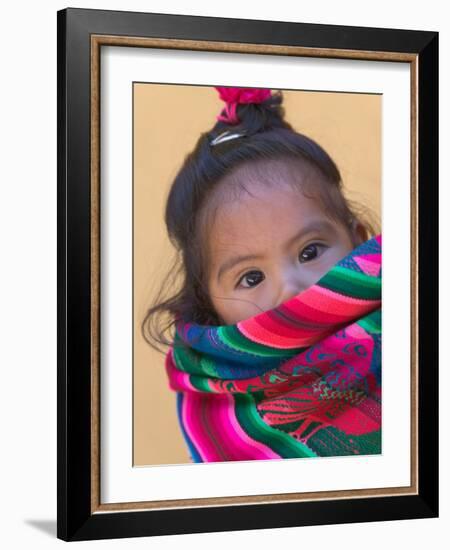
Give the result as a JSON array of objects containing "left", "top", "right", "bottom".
[
  {"left": 217, "top": 252, "right": 265, "bottom": 282},
  {"left": 284, "top": 219, "right": 335, "bottom": 249},
  {"left": 217, "top": 219, "right": 335, "bottom": 282}
]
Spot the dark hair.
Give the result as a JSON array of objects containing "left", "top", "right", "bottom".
[{"left": 141, "top": 89, "right": 379, "bottom": 354}]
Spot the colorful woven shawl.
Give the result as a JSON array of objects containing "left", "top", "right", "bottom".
[{"left": 165, "top": 234, "right": 382, "bottom": 463}]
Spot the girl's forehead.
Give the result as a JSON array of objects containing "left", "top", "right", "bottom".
[
  {"left": 214, "top": 180, "right": 322, "bottom": 223},
  {"left": 209, "top": 183, "right": 330, "bottom": 248},
  {"left": 218, "top": 156, "right": 319, "bottom": 192},
  {"left": 210, "top": 159, "right": 326, "bottom": 214}
]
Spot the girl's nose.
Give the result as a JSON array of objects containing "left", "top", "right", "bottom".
[{"left": 277, "top": 273, "right": 306, "bottom": 306}]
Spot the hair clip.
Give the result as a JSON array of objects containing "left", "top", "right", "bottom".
[{"left": 210, "top": 130, "right": 246, "bottom": 147}]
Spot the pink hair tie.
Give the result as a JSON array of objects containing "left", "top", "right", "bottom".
[{"left": 215, "top": 86, "right": 272, "bottom": 125}]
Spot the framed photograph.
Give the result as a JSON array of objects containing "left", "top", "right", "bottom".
[{"left": 57, "top": 7, "right": 439, "bottom": 541}]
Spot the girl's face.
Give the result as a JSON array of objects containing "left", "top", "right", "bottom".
[{"left": 206, "top": 178, "right": 363, "bottom": 326}]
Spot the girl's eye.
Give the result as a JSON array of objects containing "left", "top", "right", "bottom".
[
  {"left": 236, "top": 270, "right": 265, "bottom": 289},
  {"left": 299, "top": 243, "right": 323, "bottom": 263}
]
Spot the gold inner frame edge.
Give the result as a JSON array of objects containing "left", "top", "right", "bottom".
[{"left": 90, "top": 34, "right": 419, "bottom": 514}]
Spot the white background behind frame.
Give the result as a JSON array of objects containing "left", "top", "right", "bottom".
[
  {"left": 1, "top": 0, "right": 447, "bottom": 548},
  {"left": 100, "top": 46, "right": 411, "bottom": 504}
]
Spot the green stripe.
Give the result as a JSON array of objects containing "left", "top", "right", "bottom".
[
  {"left": 320, "top": 266, "right": 381, "bottom": 300},
  {"left": 234, "top": 394, "right": 318, "bottom": 458},
  {"left": 172, "top": 346, "right": 191, "bottom": 373},
  {"left": 187, "top": 373, "right": 213, "bottom": 392},
  {"left": 172, "top": 335, "right": 206, "bottom": 375},
  {"left": 357, "top": 309, "right": 382, "bottom": 333},
  {"left": 173, "top": 346, "right": 211, "bottom": 376}
]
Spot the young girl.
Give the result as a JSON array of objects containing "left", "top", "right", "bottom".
[{"left": 142, "top": 87, "right": 382, "bottom": 463}]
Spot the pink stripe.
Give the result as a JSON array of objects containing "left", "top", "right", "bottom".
[
  {"left": 183, "top": 393, "right": 232, "bottom": 462},
  {"left": 299, "top": 285, "right": 379, "bottom": 316},
  {"left": 203, "top": 395, "right": 234, "bottom": 461},
  {"left": 257, "top": 304, "right": 329, "bottom": 335},
  {"left": 187, "top": 393, "right": 232, "bottom": 462},
  {"left": 181, "top": 393, "right": 210, "bottom": 462},
  {"left": 282, "top": 289, "right": 361, "bottom": 323},
  {"left": 182, "top": 393, "right": 282, "bottom": 462},
  {"left": 238, "top": 321, "right": 323, "bottom": 348},
  {"left": 165, "top": 353, "right": 198, "bottom": 392},
  {"left": 221, "top": 394, "right": 281, "bottom": 460},
  {"left": 238, "top": 287, "right": 379, "bottom": 349}
]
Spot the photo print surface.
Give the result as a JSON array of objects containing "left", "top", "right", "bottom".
[{"left": 135, "top": 84, "right": 381, "bottom": 466}]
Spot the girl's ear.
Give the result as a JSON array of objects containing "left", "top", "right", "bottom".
[{"left": 350, "top": 219, "right": 369, "bottom": 246}]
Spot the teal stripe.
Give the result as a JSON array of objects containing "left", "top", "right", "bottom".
[
  {"left": 320, "top": 266, "right": 381, "bottom": 300},
  {"left": 188, "top": 374, "right": 213, "bottom": 392},
  {"left": 173, "top": 345, "right": 222, "bottom": 378},
  {"left": 357, "top": 309, "right": 382, "bottom": 333}
]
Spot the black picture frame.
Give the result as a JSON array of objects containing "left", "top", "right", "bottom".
[{"left": 57, "top": 7, "right": 439, "bottom": 542}]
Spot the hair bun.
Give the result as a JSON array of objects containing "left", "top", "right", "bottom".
[
  {"left": 215, "top": 86, "right": 272, "bottom": 124},
  {"left": 213, "top": 86, "right": 291, "bottom": 137},
  {"left": 215, "top": 87, "right": 272, "bottom": 104}
]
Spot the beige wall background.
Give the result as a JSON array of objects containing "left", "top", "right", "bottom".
[{"left": 134, "top": 84, "right": 381, "bottom": 466}]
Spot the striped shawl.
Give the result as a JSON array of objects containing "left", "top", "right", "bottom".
[{"left": 165, "top": 234, "right": 382, "bottom": 462}]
